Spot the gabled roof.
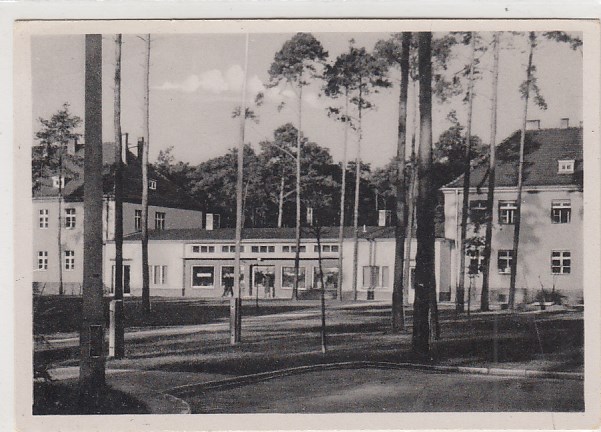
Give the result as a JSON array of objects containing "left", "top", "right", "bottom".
[
  {"left": 33, "top": 143, "right": 204, "bottom": 211},
  {"left": 122, "top": 226, "right": 401, "bottom": 242},
  {"left": 443, "top": 127, "right": 583, "bottom": 190}
]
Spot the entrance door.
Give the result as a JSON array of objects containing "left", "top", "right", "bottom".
[
  {"left": 123, "top": 265, "right": 131, "bottom": 294},
  {"left": 253, "top": 266, "right": 276, "bottom": 299}
]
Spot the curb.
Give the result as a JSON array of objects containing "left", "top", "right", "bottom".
[
  {"left": 108, "top": 382, "right": 192, "bottom": 415},
  {"left": 168, "top": 361, "right": 583, "bottom": 398}
]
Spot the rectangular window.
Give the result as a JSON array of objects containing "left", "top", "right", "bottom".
[
  {"left": 498, "top": 201, "right": 517, "bottom": 225},
  {"left": 558, "top": 160, "right": 575, "bottom": 174},
  {"left": 260, "top": 245, "right": 268, "bottom": 253},
  {"left": 314, "top": 245, "right": 320, "bottom": 253},
  {"left": 282, "top": 245, "right": 290, "bottom": 253},
  {"left": 149, "top": 179, "right": 157, "bottom": 190},
  {"left": 381, "top": 266, "right": 389, "bottom": 287},
  {"left": 192, "top": 266, "right": 214, "bottom": 287},
  {"left": 64, "top": 250, "right": 75, "bottom": 271},
  {"left": 290, "top": 245, "right": 307, "bottom": 253},
  {"left": 200, "top": 245, "right": 215, "bottom": 253},
  {"left": 52, "top": 176, "right": 65, "bottom": 189},
  {"left": 151, "top": 265, "right": 167, "bottom": 285},
  {"left": 111, "top": 264, "right": 131, "bottom": 294},
  {"left": 331, "top": 245, "right": 339, "bottom": 253},
  {"left": 282, "top": 267, "right": 306, "bottom": 289},
  {"left": 469, "top": 200, "right": 487, "bottom": 224},
  {"left": 37, "top": 251, "right": 48, "bottom": 270},
  {"left": 323, "top": 245, "right": 331, "bottom": 253},
  {"left": 551, "top": 251, "right": 571, "bottom": 274},
  {"left": 221, "top": 266, "right": 245, "bottom": 291},
  {"left": 251, "top": 246, "right": 259, "bottom": 253},
  {"left": 313, "top": 267, "right": 339, "bottom": 290},
  {"left": 134, "top": 209, "right": 142, "bottom": 231},
  {"left": 222, "top": 245, "right": 230, "bottom": 253},
  {"left": 39, "top": 209, "right": 49, "bottom": 229},
  {"left": 551, "top": 200, "right": 571, "bottom": 224},
  {"left": 468, "top": 251, "right": 485, "bottom": 274},
  {"left": 155, "top": 212, "right": 165, "bottom": 230},
  {"left": 192, "top": 245, "right": 200, "bottom": 253},
  {"left": 268, "top": 245, "right": 275, "bottom": 253},
  {"left": 497, "top": 250, "right": 513, "bottom": 274},
  {"left": 65, "top": 208, "right": 76, "bottom": 229},
  {"left": 362, "top": 266, "right": 380, "bottom": 288}
]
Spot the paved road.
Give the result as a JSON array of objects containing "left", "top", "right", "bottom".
[{"left": 186, "top": 368, "right": 583, "bottom": 413}]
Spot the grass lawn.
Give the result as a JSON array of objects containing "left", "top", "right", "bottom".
[{"left": 33, "top": 381, "right": 149, "bottom": 415}]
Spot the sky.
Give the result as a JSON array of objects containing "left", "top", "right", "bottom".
[{"left": 31, "top": 31, "right": 582, "bottom": 169}]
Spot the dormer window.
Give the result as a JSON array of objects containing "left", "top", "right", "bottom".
[
  {"left": 149, "top": 179, "right": 157, "bottom": 190},
  {"left": 52, "top": 176, "right": 65, "bottom": 189},
  {"left": 558, "top": 160, "right": 575, "bottom": 174}
]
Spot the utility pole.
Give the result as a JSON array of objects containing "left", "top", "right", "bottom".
[
  {"left": 351, "top": 84, "right": 364, "bottom": 302},
  {"left": 110, "top": 34, "right": 125, "bottom": 359},
  {"left": 232, "top": 32, "right": 249, "bottom": 345},
  {"left": 141, "top": 35, "right": 151, "bottom": 315},
  {"left": 293, "top": 82, "right": 303, "bottom": 301},
  {"left": 79, "top": 33, "right": 106, "bottom": 408}
]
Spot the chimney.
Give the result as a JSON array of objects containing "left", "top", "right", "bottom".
[
  {"left": 560, "top": 118, "right": 570, "bottom": 128},
  {"left": 378, "top": 209, "right": 391, "bottom": 227},
  {"left": 526, "top": 120, "right": 541, "bottom": 130},
  {"left": 121, "top": 133, "right": 129, "bottom": 164},
  {"left": 137, "top": 137, "right": 145, "bottom": 159},
  {"left": 205, "top": 213, "right": 214, "bottom": 231}
]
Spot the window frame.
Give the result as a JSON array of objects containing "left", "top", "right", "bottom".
[
  {"left": 281, "top": 266, "right": 306, "bottom": 290},
  {"left": 497, "top": 250, "right": 513, "bottom": 274},
  {"left": 65, "top": 208, "right": 76, "bottom": 229},
  {"left": 191, "top": 265, "right": 215, "bottom": 288},
  {"left": 154, "top": 211, "right": 166, "bottom": 230},
  {"left": 498, "top": 201, "right": 517, "bottom": 225},
  {"left": 557, "top": 159, "right": 575, "bottom": 174},
  {"left": 39, "top": 209, "right": 49, "bottom": 229},
  {"left": 134, "top": 209, "right": 142, "bottom": 231},
  {"left": 469, "top": 200, "right": 487, "bottom": 224},
  {"left": 551, "top": 200, "right": 571, "bottom": 224},
  {"left": 64, "top": 250, "right": 75, "bottom": 271},
  {"left": 37, "top": 251, "right": 48, "bottom": 270},
  {"left": 551, "top": 250, "right": 571, "bottom": 275}
]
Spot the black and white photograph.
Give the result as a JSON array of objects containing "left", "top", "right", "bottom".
[{"left": 8, "top": 16, "right": 601, "bottom": 431}]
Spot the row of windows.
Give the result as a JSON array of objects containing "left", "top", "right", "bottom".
[
  {"left": 37, "top": 250, "right": 75, "bottom": 271},
  {"left": 38, "top": 208, "right": 77, "bottom": 229},
  {"left": 467, "top": 250, "right": 572, "bottom": 275},
  {"left": 469, "top": 199, "right": 573, "bottom": 225},
  {"left": 190, "top": 244, "right": 339, "bottom": 254},
  {"left": 134, "top": 210, "right": 166, "bottom": 231}
]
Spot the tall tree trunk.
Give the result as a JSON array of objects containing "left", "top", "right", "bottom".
[
  {"left": 412, "top": 32, "right": 434, "bottom": 358},
  {"left": 80, "top": 33, "right": 106, "bottom": 406},
  {"left": 112, "top": 34, "right": 125, "bottom": 358},
  {"left": 351, "top": 82, "right": 363, "bottom": 302},
  {"left": 277, "top": 176, "right": 285, "bottom": 228},
  {"left": 293, "top": 83, "right": 303, "bottom": 301},
  {"left": 481, "top": 32, "right": 500, "bottom": 312},
  {"left": 57, "top": 150, "right": 64, "bottom": 296},
  {"left": 509, "top": 32, "right": 535, "bottom": 310},
  {"left": 141, "top": 35, "right": 151, "bottom": 314},
  {"left": 392, "top": 32, "right": 411, "bottom": 332},
  {"left": 337, "top": 91, "right": 349, "bottom": 302},
  {"left": 456, "top": 32, "right": 477, "bottom": 313},
  {"left": 232, "top": 32, "right": 249, "bottom": 345},
  {"left": 315, "top": 226, "right": 327, "bottom": 353}
]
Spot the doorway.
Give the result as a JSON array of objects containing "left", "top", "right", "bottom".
[{"left": 253, "top": 266, "right": 276, "bottom": 299}]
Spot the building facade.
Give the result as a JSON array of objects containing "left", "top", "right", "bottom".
[
  {"left": 104, "top": 227, "right": 454, "bottom": 303},
  {"left": 442, "top": 126, "right": 583, "bottom": 305}
]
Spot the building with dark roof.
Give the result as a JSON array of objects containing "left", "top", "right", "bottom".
[
  {"left": 32, "top": 136, "right": 211, "bottom": 295},
  {"left": 441, "top": 125, "right": 584, "bottom": 305}
]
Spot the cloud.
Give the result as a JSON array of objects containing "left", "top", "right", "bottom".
[{"left": 155, "top": 65, "right": 261, "bottom": 95}]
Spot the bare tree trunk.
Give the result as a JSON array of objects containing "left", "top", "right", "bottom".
[
  {"left": 112, "top": 34, "right": 125, "bottom": 358},
  {"left": 392, "top": 32, "right": 411, "bottom": 332},
  {"left": 141, "top": 35, "right": 151, "bottom": 314},
  {"left": 315, "top": 225, "right": 327, "bottom": 354},
  {"left": 509, "top": 32, "right": 535, "bottom": 310},
  {"left": 293, "top": 83, "right": 303, "bottom": 301},
  {"left": 277, "top": 176, "right": 285, "bottom": 228},
  {"left": 79, "top": 33, "right": 106, "bottom": 407},
  {"left": 352, "top": 83, "right": 363, "bottom": 302},
  {"left": 57, "top": 150, "right": 64, "bottom": 296},
  {"left": 412, "top": 32, "right": 434, "bottom": 359},
  {"left": 481, "top": 32, "right": 500, "bottom": 312},
  {"left": 337, "top": 91, "right": 349, "bottom": 302},
  {"left": 232, "top": 32, "right": 249, "bottom": 345},
  {"left": 456, "top": 32, "right": 476, "bottom": 313}
]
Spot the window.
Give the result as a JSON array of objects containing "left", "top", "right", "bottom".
[
  {"left": 222, "top": 245, "right": 230, "bottom": 253},
  {"left": 39, "top": 209, "right": 49, "bottom": 228},
  {"left": 313, "top": 267, "right": 339, "bottom": 290},
  {"left": 65, "top": 208, "right": 76, "bottom": 229},
  {"left": 221, "top": 266, "right": 245, "bottom": 291},
  {"left": 282, "top": 267, "right": 306, "bottom": 290},
  {"left": 134, "top": 209, "right": 142, "bottom": 231},
  {"left": 551, "top": 251, "right": 571, "bottom": 274},
  {"left": 381, "top": 266, "right": 389, "bottom": 287},
  {"left": 200, "top": 245, "right": 215, "bottom": 253},
  {"left": 151, "top": 265, "right": 167, "bottom": 285},
  {"left": 469, "top": 200, "right": 487, "bottom": 224},
  {"left": 558, "top": 160, "right": 575, "bottom": 174},
  {"left": 192, "top": 266, "right": 214, "bottom": 287},
  {"left": 155, "top": 212, "right": 165, "bottom": 230},
  {"left": 468, "top": 250, "right": 485, "bottom": 274},
  {"left": 64, "top": 250, "right": 75, "bottom": 271},
  {"left": 290, "top": 245, "right": 306, "bottom": 253},
  {"left": 52, "top": 176, "right": 65, "bottom": 189},
  {"left": 37, "top": 251, "right": 48, "bottom": 270},
  {"left": 362, "top": 266, "right": 380, "bottom": 288},
  {"left": 149, "top": 179, "right": 157, "bottom": 190},
  {"left": 498, "top": 201, "right": 517, "bottom": 225},
  {"left": 260, "top": 246, "right": 268, "bottom": 253},
  {"left": 497, "top": 250, "right": 513, "bottom": 274},
  {"left": 221, "top": 245, "right": 240, "bottom": 253},
  {"left": 331, "top": 245, "right": 339, "bottom": 252},
  {"left": 251, "top": 246, "right": 259, "bottom": 253},
  {"left": 111, "top": 265, "right": 131, "bottom": 294},
  {"left": 314, "top": 245, "right": 320, "bottom": 253},
  {"left": 192, "top": 245, "right": 200, "bottom": 253},
  {"left": 282, "top": 245, "right": 290, "bottom": 253},
  {"left": 551, "top": 200, "right": 571, "bottom": 224},
  {"left": 315, "top": 245, "right": 334, "bottom": 253}
]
